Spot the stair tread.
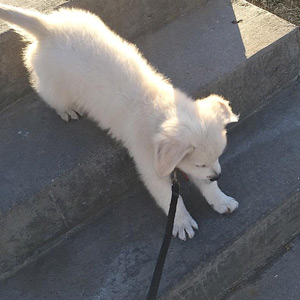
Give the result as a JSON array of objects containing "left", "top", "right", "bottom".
[
  {"left": 1, "top": 0, "right": 299, "bottom": 289},
  {"left": 1, "top": 83, "right": 299, "bottom": 299},
  {"left": 1, "top": 0, "right": 297, "bottom": 213},
  {"left": 0, "top": 94, "right": 119, "bottom": 213},
  {"left": 135, "top": 0, "right": 296, "bottom": 98}
]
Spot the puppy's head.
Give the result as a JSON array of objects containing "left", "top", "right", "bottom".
[{"left": 154, "top": 95, "right": 238, "bottom": 180}]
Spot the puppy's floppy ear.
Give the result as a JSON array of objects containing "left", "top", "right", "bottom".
[
  {"left": 207, "top": 95, "right": 239, "bottom": 125},
  {"left": 154, "top": 133, "right": 194, "bottom": 177}
]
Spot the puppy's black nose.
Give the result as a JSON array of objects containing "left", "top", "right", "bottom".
[{"left": 210, "top": 173, "right": 221, "bottom": 182}]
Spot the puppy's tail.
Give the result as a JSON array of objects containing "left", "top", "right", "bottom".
[{"left": 0, "top": 4, "right": 48, "bottom": 39}]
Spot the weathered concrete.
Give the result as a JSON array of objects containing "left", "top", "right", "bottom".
[
  {"left": 0, "top": 0, "right": 207, "bottom": 37},
  {"left": 0, "top": 0, "right": 68, "bottom": 111},
  {"left": 226, "top": 235, "right": 300, "bottom": 300},
  {"left": 136, "top": 0, "right": 299, "bottom": 117},
  {"left": 0, "top": 82, "right": 300, "bottom": 299},
  {"left": 0, "top": 0, "right": 299, "bottom": 284},
  {"left": 0, "top": 93, "right": 138, "bottom": 278}
]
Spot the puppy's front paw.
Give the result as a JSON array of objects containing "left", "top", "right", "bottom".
[
  {"left": 173, "top": 212, "right": 198, "bottom": 241},
  {"left": 212, "top": 196, "right": 239, "bottom": 214}
]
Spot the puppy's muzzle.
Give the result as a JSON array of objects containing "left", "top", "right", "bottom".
[{"left": 210, "top": 173, "right": 221, "bottom": 182}]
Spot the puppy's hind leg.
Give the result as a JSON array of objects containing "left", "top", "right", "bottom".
[
  {"left": 31, "top": 67, "right": 81, "bottom": 122},
  {"left": 38, "top": 87, "right": 80, "bottom": 122},
  {"left": 57, "top": 108, "right": 80, "bottom": 122}
]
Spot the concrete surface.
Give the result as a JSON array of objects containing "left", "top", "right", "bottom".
[
  {"left": 0, "top": 0, "right": 207, "bottom": 110},
  {"left": 0, "top": 0, "right": 299, "bottom": 281},
  {"left": 0, "top": 0, "right": 207, "bottom": 37},
  {"left": 0, "top": 93, "right": 138, "bottom": 278},
  {"left": 0, "top": 82, "right": 299, "bottom": 299},
  {"left": 0, "top": 0, "right": 69, "bottom": 111},
  {"left": 136, "top": 0, "right": 299, "bottom": 116},
  {"left": 0, "top": 0, "right": 299, "bottom": 112},
  {"left": 0, "top": 0, "right": 68, "bottom": 33},
  {"left": 226, "top": 235, "right": 300, "bottom": 300}
]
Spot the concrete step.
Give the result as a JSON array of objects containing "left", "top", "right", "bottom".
[
  {"left": 0, "top": 0, "right": 68, "bottom": 111},
  {"left": 0, "top": 82, "right": 299, "bottom": 299},
  {"left": 225, "top": 234, "right": 300, "bottom": 300},
  {"left": 0, "top": 0, "right": 299, "bottom": 281},
  {"left": 0, "top": 0, "right": 207, "bottom": 110},
  {"left": 0, "top": 0, "right": 298, "bottom": 111}
]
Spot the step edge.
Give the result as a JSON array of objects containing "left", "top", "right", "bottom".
[{"left": 162, "top": 190, "right": 300, "bottom": 299}]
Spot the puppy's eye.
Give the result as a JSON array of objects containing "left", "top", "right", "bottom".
[{"left": 195, "top": 164, "right": 207, "bottom": 168}]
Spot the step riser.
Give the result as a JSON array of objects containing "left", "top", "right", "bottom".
[
  {"left": 0, "top": 32, "right": 31, "bottom": 111},
  {"left": 0, "top": 141, "right": 138, "bottom": 280},
  {"left": 197, "top": 31, "right": 300, "bottom": 117},
  {"left": 65, "top": 0, "right": 208, "bottom": 40}
]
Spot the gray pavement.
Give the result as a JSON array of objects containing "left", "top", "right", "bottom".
[
  {"left": 1, "top": 0, "right": 299, "bottom": 279},
  {"left": 226, "top": 235, "right": 300, "bottom": 300},
  {"left": 0, "top": 82, "right": 300, "bottom": 300},
  {"left": 1, "top": 0, "right": 300, "bottom": 298}
]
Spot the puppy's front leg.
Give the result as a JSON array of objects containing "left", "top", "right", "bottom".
[
  {"left": 142, "top": 174, "right": 198, "bottom": 240},
  {"left": 192, "top": 178, "right": 239, "bottom": 214}
]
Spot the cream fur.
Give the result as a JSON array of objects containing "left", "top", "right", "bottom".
[{"left": 0, "top": 4, "right": 239, "bottom": 240}]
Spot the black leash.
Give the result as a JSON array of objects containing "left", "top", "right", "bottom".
[{"left": 146, "top": 170, "right": 180, "bottom": 300}]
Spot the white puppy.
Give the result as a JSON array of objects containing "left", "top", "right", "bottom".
[{"left": 0, "top": 4, "right": 239, "bottom": 240}]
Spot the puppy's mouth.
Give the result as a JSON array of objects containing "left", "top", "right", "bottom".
[{"left": 210, "top": 173, "right": 221, "bottom": 182}]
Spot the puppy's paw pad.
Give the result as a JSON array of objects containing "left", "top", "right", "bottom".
[
  {"left": 213, "top": 196, "right": 239, "bottom": 214},
  {"left": 173, "top": 213, "right": 198, "bottom": 241}
]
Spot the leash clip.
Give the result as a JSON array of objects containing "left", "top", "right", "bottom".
[
  {"left": 171, "top": 168, "right": 180, "bottom": 196},
  {"left": 171, "top": 168, "right": 178, "bottom": 184}
]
